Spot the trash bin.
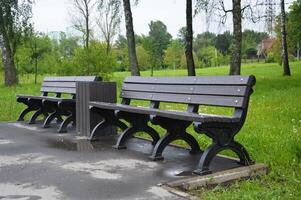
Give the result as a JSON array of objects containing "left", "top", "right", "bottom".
[{"left": 76, "top": 81, "right": 117, "bottom": 137}]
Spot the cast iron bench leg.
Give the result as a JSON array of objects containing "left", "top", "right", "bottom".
[
  {"left": 17, "top": 107, "right": 37, "bottom": 121},
  {"left": 113, "top": 125, "right": 160, "bottom": 150},
  {"left": 29, "top": 108, "right": 44, "bottom": 124},
  {"left": 193, "top": 140, "right": 254, "bottom": 176},
  {"left": 150, "top": 117, "right": 201, "bottom": 161},
  {"left": 58, "top": 114, "right": 73, "bottom": 133},
  {"left": 113, "top": 126, "right": 137, "bottom": 150},
  {"left": 89, "top": 120, "right": 110, "bottom": 141},
  {"left": 43, "top": 110, "right": 60, "bottom": 128},
  {"left": 112, "top": 114, "right": 160, "bottom": 150},
  {"left": 89, "top": 108, "right": 128, "bottom": 141},
  {"left": 150, "top": 130, "right": 201, "bottom": 161}
]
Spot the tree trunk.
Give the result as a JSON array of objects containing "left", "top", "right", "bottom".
[
  {"left": 280, "top": 0, "right": 291, "bottom": 76},
  {"left": 122, "top": 0, "right": 140, "bottom": 76},
  {"left": 230, "top": 0, "right": 242, "bottom": 75},
  {"left": 0, "top": 35, "right": 18, "bottom": 85},
  {"left": 185, "top": 0, "right": 196, "bottom": 76},
  {"left": 85, "top": 3, "right": 89, "bottom": 49},
  {"left": 297, "top": 40, "right": 300, "bottom": 61}
]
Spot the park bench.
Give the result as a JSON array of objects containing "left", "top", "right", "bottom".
[
  {"left": 89, "top": 75, "right": 256, "bottom": 175},
  {"left": 16, "top": 76, "right": 100, "bottom": 133}
]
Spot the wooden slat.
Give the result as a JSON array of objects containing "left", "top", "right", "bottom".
[
  {"left": 40, "top": 76, "right": 101, "bottom": 94},
  {"left": 121, "top": 91, "right": 245, "bottom": 108},
  {"left": 42, "top": 82, "right": 76, "bottom": 88},
  {"left": 124, "top": 75, "right": 255, "bottom": 86},
  {"left": 122, "top": 83, "right": 248, "bottom": 97},
  {"left": 41, "top": 87, "right": 76, "bottom": 94},
  {"left": 43, "top": 76, "right": 99, "bottom": 82}
]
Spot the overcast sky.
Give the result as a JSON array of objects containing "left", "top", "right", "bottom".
[{"left": 32, "top": 0, "right": 293, "bottom": 38}]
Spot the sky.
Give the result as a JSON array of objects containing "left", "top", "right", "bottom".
[{"left": 32, "top": 0, "right": 293, "bottom": 38}]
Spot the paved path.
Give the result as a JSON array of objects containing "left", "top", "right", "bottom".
[{"left": 0, "top": 122, "right": 238, "bottom": 200}]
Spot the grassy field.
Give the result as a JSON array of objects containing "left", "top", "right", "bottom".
[{"left": 0, "top": 62, "right": 301, "bottom": 199}]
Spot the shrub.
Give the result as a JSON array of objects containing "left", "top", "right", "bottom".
[{"left": 58, "top": 41, "right": 115, "bottom": 80}]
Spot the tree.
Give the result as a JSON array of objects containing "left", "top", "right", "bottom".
[
  {"left": 280, "top": 0, "right": 291, "bottom": 76},
  {"left": 61, "top": 41, "right": 115, "bottom": 79},
  {"left": 97, "top": 0, "right": 121, "bottom": 54},
  {"left": 0, "top": 0, "right": 32, "bottom": 85},
  {"left": 196, "top": 0, "right": 261, "bottom": 75},
  {"left": 177, "top": 27, "right": 187, "bottom": 46},
  {"left": 287, "top": 0, "right": 301, "bottom": 60},
  {"left": 215, "top": 31, "right": 232, "bottom": 55},
  {"left": 146, "top": 20, "right": 171, "bottom": 76},
  {"left": 197, "top": 46, "right": 220, "bottom": 68},
  {"left": 72, "top": 0, "right": 95, "bottom": 49},
  {"left": 185, "top": 0, "right": 196, "bottom": 76},
  {"left": 115, "top": 34, "right": 127, "bottom": 49},
  {"left": 122, "top": 0, "right": 140, "bottom": 76},
  {"left": 229, "top": 0, "right": 242, "bottom": 75},
  {"left": 194, "top": 32, "right": 216, "bottom": 52},
  {"left": 58, "top": 32, "right": 80, "bottom": 59},
  {"left": 136, "top": 45, "right": 150, "bottom": 71},
  {"left": 28, "top": 32, "right": 52, "bottom": 84},
  {"left": 164, "top": 40, "right": 184, "bottom": 69}
]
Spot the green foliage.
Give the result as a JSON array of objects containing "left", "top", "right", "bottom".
[
  {"left": 164, "top": 40, "right": 184, "bottom": 69},
  {"left": 265, "top": 52, "right": 276, "bottom": 63},
  {"left": 177, "top": 27, "right": 187, "bottom": 46},
  {"left": 113, "top": 47, "right": 129, "bottom": 72},
  {"left": 270, "top": 38, "right": 282, "bottom": 65},
  {"left": 194, "top": 31, "right": 216, "bottom": 52},
  {"left": 287, "top": 0, "right": 301, "bottom": 55},
  {"left": 57, "top": 32, "right": 80, "bottom": 59},
  {"left": 197, "top": 46, "right": 224, "bottom": 68},
  {"left": 15, "top": 33, "right": 57, "bottom": 75},
  {"left": 0, "top": 0, "right": 33, "bottom": 53},
  {"left": 245, "top": 47, "right": 257, "bottom": 59},
  {"left": 136, "top": 45, "right": 150, "bottom": 71},
  {"left": 58, "top": 41, "right": 115, "bottom": 80},
  {"left": 242, "top": 30, "right": 268, "bottom": 56},
  {"left": 115, "top": 35, "right": 127, "bottom": 49},
  {"left": 180, "top": 51, "right": 200, "bottom": 69},
  {"left": 146, "top": 20, "right": 172, "bottom": 70},
  {"left": 215, "top": 31, "right": 232, "bottom": 55}
]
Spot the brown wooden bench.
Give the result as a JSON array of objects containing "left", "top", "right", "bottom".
[
  {"left": 89, "top": 75, "right": 256, "bottom": 175},
  {"left": 17, "top": 76, "right": 100, "bottom": 133}
]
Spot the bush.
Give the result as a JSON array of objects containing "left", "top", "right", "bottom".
[
  {"left": 266, "top": 52, "right": 276, "bottom": 63},
  {"left": 58, "top": 41, "right": 115, "bottom": 80}
]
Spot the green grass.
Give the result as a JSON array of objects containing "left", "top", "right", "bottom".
[{"left": 1, "top": 62, "right": 301, "bottom": 199}]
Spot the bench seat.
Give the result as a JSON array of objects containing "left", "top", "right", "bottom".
[
  {"left": 90, "top": 102, "right": 240, "bottom": 123},
  {"left": 18, "top": 95, "right": 75, "bottom": 103}
]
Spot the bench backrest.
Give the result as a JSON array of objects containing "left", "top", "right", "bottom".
[
  {"left": 121, "top": 76, "right": 256, "bottom": 109},
  {"left": 41, "top": 76, "right": 101, "bottom": 96}
]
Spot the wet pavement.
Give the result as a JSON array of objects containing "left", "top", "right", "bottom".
[{"left": 0, "top": 122, "right": 240, "bottom": 200}]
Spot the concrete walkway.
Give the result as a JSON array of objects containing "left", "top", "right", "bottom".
[{"left": 0, "top": 122, "right": 240, "bottom": 200}]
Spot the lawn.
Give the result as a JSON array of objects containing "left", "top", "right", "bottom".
[{"left": 0, "top": 61, "right": 301, "bottom": 199}]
